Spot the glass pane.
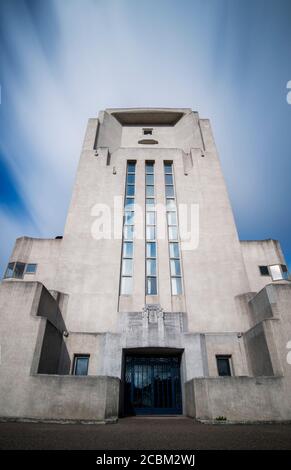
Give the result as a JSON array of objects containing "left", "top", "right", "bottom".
[
  {"left": 124, "top": 211, "right": 134, "bottom": 225},
  {"left": 146, "top": 174, "right": 154, "bottom": 185},
  {"left": 127, "top": 174, "right": 135, "bottom": 184},
  {"left": 125, "top": 198, "right": 134, "bottom": 209},
  {"left": 126, "top": 184, "right": 135, "bottom": 197},
  {"left": 165, "top": 174, "right": 173, "bottom": 185},
  {"left": 269, "top": 264, "right": 283, "bottom": 281},
  {"left": 146, "top": 277, "right": 157, "bottom": 295},
  {"left": 4, "top": 262, "right": 15, "bottom": 278},
  {"left": 146, "top": 259, "right": 157, "bottom": 276},
  {"left": 121, "top": 276, "right": 132, "bottom": 295},
  {"left": 169, "top": 242, "right": 179, "bottom": 258},
  {"left": 171, "top": 277, "right": 182, "bottom": 295},
  {"left": 170, "top": 259, "right": 181, "bottom": 276},
  {"left": 146, "top": 198, "right": 155, "bottom": 209},
  {"left": 146, "top": 185, "right": 154, "bottom": 197},
  {"left": 124, "top": 225, "right": 134, "bottom": 240},
  {"left": 146, "top": 211, "right": 156, "bottom": 225},
  {"left": 74, "top": 357, "right": 89, "bottom": 376},
  {"left": 13, "top": 262, "right": 26, "bottom": 279},
  {"left": 122, "top": 258, "right": 133, "bottom": 276},
  {"left": 164, "top": 162, "right": 173, "bottom": 174},
  {"left": 123, "top": 242, "right": 133, "bottom": 258},
  {"left": 165, "top": 185, "right": 174, "bottom": 198},
  {"left": 146, "top": 242, "right": 156, "bottom": 258},
  {"left": 25, "top": 263, "right": 37, "bottom": 274},
  {"left": 146, "top": 226, "right": 155, "bottom": 240},
  {"left": 217, "top": 357, "right": 231, "bottom": 377},
  {"left": 146, "top": 162, "right": 154, "bottom": 174},
  {"left": 167, "top": 211, "right": 177, "bottom": 225},
  {"left": 127, "top": 162, "right": 136, "bottom": 173},
  {"left": 168, "top": 226, "right": 178, "bottom": 240},
  {"left": 166, "top": 199, "right": 176, "bottom": 211}
]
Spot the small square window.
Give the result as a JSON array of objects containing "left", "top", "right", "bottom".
[
  {"left": 127, "top": 174, "right": 135, "bottom": 184},
  {"left": 25, "top": 263, "right": 37, "bottom": 274},
  {"left": 125, "top": 198, "right": 135, "bottom": 209},
  {"left": 123, "top": 225, "right": 134, "bottom": 240},
  {"left": 216, "top": 355, "right": 232, "bottom": 377},
  {"left": 73, "top": 355, "right": 89, "bottom": 376},
  {"left": 124, "top": 211, "right": 134, "bottom": 225},
  {"left": 165, "top": 185, "right": 174, "bottom": 198},
  {"left": 259, "top": 265, "right": 269, "bottom": 276},
  {"left": 167, "top": 211, "right": 177, "bottom": 226},
  {"left": 168, "top": 226, "right": 178, "bottom": 241},
  {"left": 146, "top": 198, "right": 155, "bottom": 209},
  {"left": 165, "top": 174, "right": 173, "bottom": 185},
  {"left": 143, "top": 129, "right": 153, "bottom": 135},
  {"left": 4, "top": 262, "right": 15, "bottom": 279}
]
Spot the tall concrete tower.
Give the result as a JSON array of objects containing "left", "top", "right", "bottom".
[{"left": 1, "top": 108, "right": 291, "bottom": 422}]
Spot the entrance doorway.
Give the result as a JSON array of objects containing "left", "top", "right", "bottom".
[{"left": 123, "top": 350, "right": 182, "bottom": 415}]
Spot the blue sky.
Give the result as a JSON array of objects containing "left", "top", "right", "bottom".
[{"left": 0, "top": 0, "right": 291, "bottom": 275}]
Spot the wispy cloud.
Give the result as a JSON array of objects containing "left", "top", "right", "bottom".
[{"left": 0, "top": 0, "right": 291, "bottom": 274}]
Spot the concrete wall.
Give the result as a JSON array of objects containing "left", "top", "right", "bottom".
[
  {"left": 241, "top": 239, "right": 286, "bottom": 292},
  {"left": 185, "top": 376, "right": 291, "bottom": 422},
  {"left": 0, "top": 281, "right": 119, "bottom": 422}
]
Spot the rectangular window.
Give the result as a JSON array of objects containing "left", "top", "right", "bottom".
[
  {"left": 259, "top": 265, "right": 269, "bottom": 276},
  {"left": 269, "top": 264, "right": 283, "bottom": 281},
  {"left": 4, "top": 262, "right": 15, "bottom": 279},
  {"left": 146, "top": 242, "right": 156, "bottom": 258},
  {"left": 25, "top": 263, "right": 37, "bottom": 274},
  {"left": 73, "top": 355, "right": 89, "bottom": 376},
  {"left": 164, "top": 162, "right": 183, "bottom": 296},
  {"left": 120, "top": 161, "right": 136, "bottom": 295},
  {"left": 216, "top": 355, "right": 232, "bottom": 377},
  {"left": 13, "top": 262, "right": 26, "bottom": 279},
  {"left": 145, "top": 161, "right": 157, "bottom": 295}
]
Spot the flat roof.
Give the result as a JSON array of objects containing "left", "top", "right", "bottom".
[{"left": 107, "top": 108, "right": 192, "bottom": 126}]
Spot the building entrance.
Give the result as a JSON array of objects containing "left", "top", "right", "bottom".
[{"left": 124, "top": 352, "right": 182, "bottom": 415}]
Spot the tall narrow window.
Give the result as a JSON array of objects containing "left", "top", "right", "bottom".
[
  {"left": 120, "top": 162, "right": 136, "bottom": 295},
  {"left": 145, "top": 161, "right": 157, "bottom": 295},
  {"left": 164, "top": 162, "right": 182, "bottom": 295}
]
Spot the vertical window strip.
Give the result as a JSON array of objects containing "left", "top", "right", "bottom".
[
  {"left": 164, "top": 162, "right": 182, "bottom": 295},
  {"left": 120, "top": 162, "right": 136, "bottom": 295},
  {"left": 145, "top": 161, "right": 157, "bottom": 295}
]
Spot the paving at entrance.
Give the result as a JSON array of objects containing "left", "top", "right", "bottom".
[{"left": 0, "top": 417, "right": 291, "bottom": 450}]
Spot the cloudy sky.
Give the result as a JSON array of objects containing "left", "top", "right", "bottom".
[{"left": 0, "top": 0, "right": 291, "bottom": 275}]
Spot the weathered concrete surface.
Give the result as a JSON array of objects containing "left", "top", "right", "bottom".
[
  {"left": 185, "top": 376, "right": 291, "bottom": 422},
  {"left": 0, "top": 418, "right": 291, "bottom": 450}
]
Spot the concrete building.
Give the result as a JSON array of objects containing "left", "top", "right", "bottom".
[{"left": 0, "top": 107, "right": 291, "bottom": 423}]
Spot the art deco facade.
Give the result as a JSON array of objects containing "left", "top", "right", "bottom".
[{"left": 0, "top": 108, "right": 291, "bottom": 422}]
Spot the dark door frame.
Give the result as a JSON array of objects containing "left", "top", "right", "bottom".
[{"left": 119, "top": 347, "right": 184, "bottom": 417}]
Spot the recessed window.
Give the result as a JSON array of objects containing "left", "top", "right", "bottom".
[
  {"left": 259, "top": 265, "right": 269, "bottom": 276},
  {"left": 269, "top": 264, "right": 284, "bottom": 281},
  {"left": 25, "top": 263, "right": 37, "bottom": 274},
  {"left": 13, "top": 262, "right": 26, "bottom": 279},
  {"left": 143, "top": 128, "right": 153, "bottom": 135},
  {"left": 73, "top": 355, "right": 89, "bottom": 376},
  {"left": 216, "top": 355, "right": 232, "bottom": 377},
  {"left": 4, "top": 262, "right": 15, "bottom": 279}
]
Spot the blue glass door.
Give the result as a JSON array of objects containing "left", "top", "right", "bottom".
[{"left": 124, "top": 355, "right": 182, "bottom": 415}]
